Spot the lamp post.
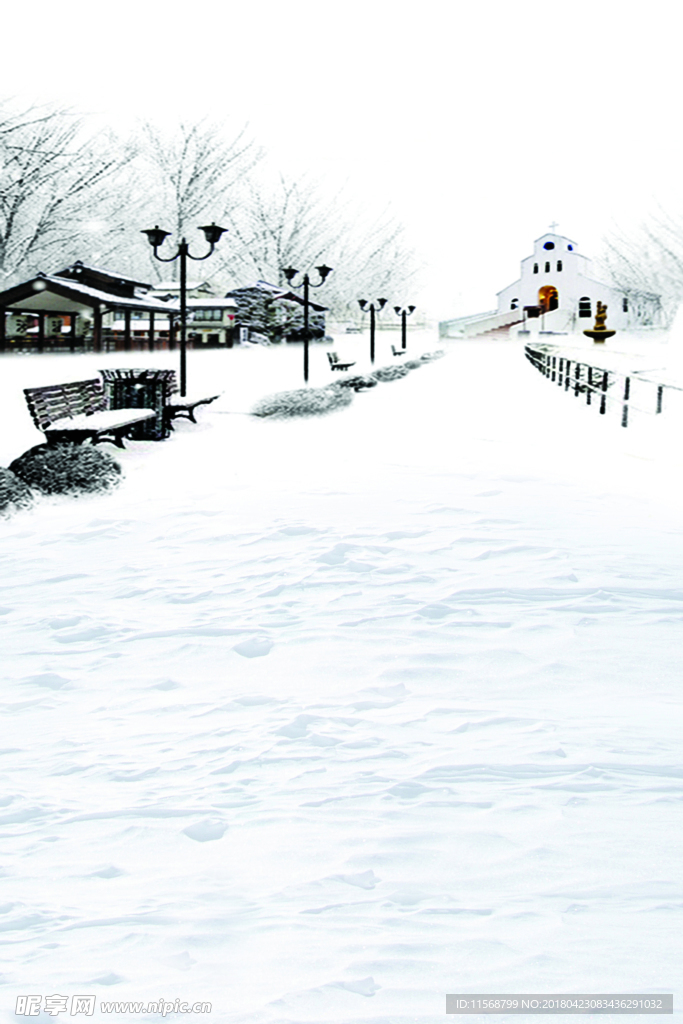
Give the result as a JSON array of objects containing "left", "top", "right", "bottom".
[
  {"left": 358, "top": 298, "right": 387, "bottom": 364},
  {"left": 393, "top": 304, "right": 416, "bottom": 350},
  {"left": 142, "top": 222, "right": 227, "bottom": 396},
  {"left": 282, "top": 265, "right": 333, "bottom": 383}
]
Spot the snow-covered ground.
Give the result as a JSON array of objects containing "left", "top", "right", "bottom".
[{"left": 1, "top": 332, "right": 682, "bottom": 1023}]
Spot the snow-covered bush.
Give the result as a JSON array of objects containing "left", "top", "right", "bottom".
[
  {"left": 420, "top": 350, "right": 445, "bottom": 361},
  {"left": 251, "top": 385, "right": 353, "bottom": 419},
  {"left": 0, "top": 467, "right": 33, "bottom": 516},
  {"left": 331, "top": 375, "right": 378, "bottom": 391},
  {"left": 371, "top": 364, "right": 410, "bottom": 382},
  {"left": 9, "top": 444, "right": 122, "bottom": 496}
]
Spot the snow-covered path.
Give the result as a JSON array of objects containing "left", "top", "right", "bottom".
[{"left": 1, "top": 336, "right": 681, "bottom": 1022}]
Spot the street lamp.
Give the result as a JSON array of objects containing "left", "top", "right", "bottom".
[
  {"left": 358, "top": 298, "right": 387, "bottom": 364},
  {"left": 393, "top": 304, "right": 416, "bottom": 350},
  {"left": 142, "top": 222, "right": 227, "bottom": 396},
  {"left": 282, "top": 265, "right": 333, "bottom": 383}
]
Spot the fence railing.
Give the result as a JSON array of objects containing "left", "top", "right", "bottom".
[{"left": 524, "top": 343, "right": 680, "bottom": 428}]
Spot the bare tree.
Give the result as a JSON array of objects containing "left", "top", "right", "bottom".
[
  {"left": 131, "top": 119, "right": 261, "bottom": 280},
  {"left": 218, "top": 172, "right": 421, "bottom": 318},
  {"left": 0, "top": 102, "right": 131, "bottom": 283},
  {"left": 0, "top": 105, "right": 420, "bottom": 314},
  {"left": 600, "top": 207, "right": 683, "bottom": 325}
]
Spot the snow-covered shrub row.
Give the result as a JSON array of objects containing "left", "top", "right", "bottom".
[
  {"left": 9, "top": 444, "right": 122, "bottom": 496},
  {"left": 251, "top": 385, "right": 353, "bottom": 419},
  {"left": 370, "top": 350, "right": 445, "bottom": 382},
  {"left": 371, "top": 364, "right": 410, "bottom": 382},
  {"left": 332, "top": 375, "right": 378, "bottom": 391},
  {"left": 251, "top": 351, "right": 446, "bottom": 418},
  {"left": 0, "top": 467, "right": 33, "bottom": 516}
]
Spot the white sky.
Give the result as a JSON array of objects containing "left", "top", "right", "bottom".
[{"left": 1, "top": 0, "right": 681, "bottom": 318}]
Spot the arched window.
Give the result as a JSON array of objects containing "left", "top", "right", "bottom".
[
  {"left": 557, "top": 260, "right": 563, "bottom": 272},
  {"left": 510, "top": 298, "right": 519, "bottom": 310},
  {"left": 622, "top": 296, "right": 628, "bottom": 312},
  {"left": 544, "top": 261, "right": 550, "bottom": 273},
  {"left": 533, "top": 263, "right": 539, "bottom": 274},
  {"left": 578, "top": 296, "right": 591, "bottom": 318}
]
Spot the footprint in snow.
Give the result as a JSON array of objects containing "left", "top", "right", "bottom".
[
  {"left": 24, "top": 673, "right": 70, "bottom": 690},
  {"left": 90, "top": 866, "right": 125, "bottom": 879},
  {"left": 90, "top": 973, "right": 125, "bottom": 986},
  {"left": 182, "top": 820, "right": 227, "bottom": 843},
  {"left": 332, "top": 869, "right": 379, "bottom": 889},
  {"left": 233, "top": 638, "right": 274, "bottom": 658},
  {"left": 336, "top": 977, "right": 380, "bottom": 997}
]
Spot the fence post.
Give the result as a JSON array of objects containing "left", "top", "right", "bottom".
[
  {"left": 574, "top": 362, "right": 581, "bottom": 396},
  {"left": 551, "top": 356, "right": 556, "bottom": 382},
  {"left": 656, "top": 385, "right": 663, "bottom": 414},
  {"left": 565, "top": 359, "right": 572, "bottom": 391},
  {"left": 621, "top": 376, "right": 630, "bottom": 427},
  {"left": 587, "top": 366, "right": 593, "bottom": 405},
  {"left": 600, "top": 371, "right": 608, "bottom": 415},
  {"left": 558, "top": 357, "right": 564, "bottom": 386}
]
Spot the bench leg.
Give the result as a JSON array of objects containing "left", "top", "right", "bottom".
[{"left": 93, "top": 433, "right": 127, "bottom": 449}]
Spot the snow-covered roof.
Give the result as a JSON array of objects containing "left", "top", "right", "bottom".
[
  {"left": 186, "top": 298, "right": 236, "bottom": 308},
  {"left": 152, "top": 281, "right": 213, "bottom": 292},
  {"left": 55, "top": 261, "right": 153, "bottom": 290},
  {"left": 40, "top": 275, "right": 177, "bottom": 312},
  {"left": 225, "top": 281, "right": 327, "bottom": 312},
  {"left": 0, "top": 274, "right": 178, "bottom": 313},
  {"left": 533, "top": 231, "right": 578, "bottom": 247}
]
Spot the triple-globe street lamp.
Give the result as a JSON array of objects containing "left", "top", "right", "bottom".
[
  {"left": 358, "top": 298, "right": 387, "bottom": 365},
  {"left": 282, "top": 265, "right": 333, "bottom": 383},
  {"left": 394, "top": 304, "right": 416, "bottom": 350},
  {"left": 142, "top": 222, "right": 227, "bottom": 396}
]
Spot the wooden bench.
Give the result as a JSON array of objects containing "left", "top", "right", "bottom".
[
  {"left": 163, "top": 372, "right": 221, "bottom": 427},
  {"left": 327, "top": 351, "right": 356, "bottom": 371},
  {"left": 391, "top": 345, "right": 406, "bottom": 357},
  {"left": 23, "top": 379, "right": 156, "bottom": 448}
]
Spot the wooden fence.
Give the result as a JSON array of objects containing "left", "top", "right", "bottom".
[{"left": 524, "top": 343, "right": 678, "bottom": 428}]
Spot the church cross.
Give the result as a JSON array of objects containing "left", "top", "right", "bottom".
[{"left": 549, "top": 221, "right": 559, "bottom": 233}]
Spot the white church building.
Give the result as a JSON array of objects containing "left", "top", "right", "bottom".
[{"left": 440, "top": 230, "right": 662, "bottom": 338}]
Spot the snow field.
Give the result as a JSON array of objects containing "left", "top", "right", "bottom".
[{"left": 0, "top": 334, "right": 682, "bottom": 1023}]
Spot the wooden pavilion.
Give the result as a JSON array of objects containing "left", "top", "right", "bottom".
[{"left": 0, "top": 262, "right": 178, "bottom": 352}]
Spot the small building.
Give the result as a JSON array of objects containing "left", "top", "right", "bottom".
[
  {"left": 224, "top": 281, "right": 327, "bottom": 344},
  {"left": 0, "top": 263, "right": 327, "bottom": 352},
  {"left": 440, "top": 230, "right": 663, "bottom": 338},
  {"left": 187, "top": 298, "right": 237, "bottom": 346}
]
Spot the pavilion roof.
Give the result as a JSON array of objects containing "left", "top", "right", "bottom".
[
  {"left": 55, "top": 260, "right": 154, "bottom": 294},
  {"left": 0, "top": 274, "right": 178, "bottom": 314}
]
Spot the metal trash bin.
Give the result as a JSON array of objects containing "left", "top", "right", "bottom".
[{"left": 100, "top": 368, "right": 175, "bottom": 440}]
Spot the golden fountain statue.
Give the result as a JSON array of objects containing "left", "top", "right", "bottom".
[{"left": 583, "top": 301, "right": 616, "bottom": 343}]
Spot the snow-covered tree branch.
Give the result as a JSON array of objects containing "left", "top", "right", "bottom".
[
  {"left": 217, "top": 172, "right": 421, "bottom": 319},
  {"left": 0, "top": 102, "right": 131, "bottom": 283},
  {"left": 600, "top": 208, "right": 683, "bottom": 325}
]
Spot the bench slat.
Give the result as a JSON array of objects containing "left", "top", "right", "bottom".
[{"left": 47, "top": 409, "right": 156, "bottom": 433}]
